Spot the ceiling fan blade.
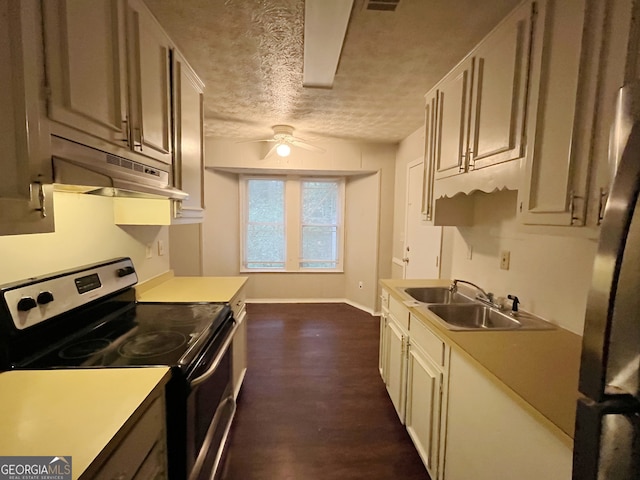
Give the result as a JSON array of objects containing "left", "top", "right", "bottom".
[
  {"left": 262, "top": 143, "right": 279, "bottom": 160},
  {"left": 236, "top": 138, "right": 276, "bottom": 144},
  {"left": 290, "top": 138, "right": 325, "bottom": 153}
]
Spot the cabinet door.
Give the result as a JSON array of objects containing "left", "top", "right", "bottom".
[
  {"left": 0, "top": 0, "right": 54, "bottom": 236},
  {"left": 518, "top": 0, "right": 591, "bottom": 226},
  {"left": 126, "top": 0, "right": 172, "bottom": 165},
  {"left": 422, "top": 92, "right": 438, "bottom": 221},
  {"left": 379, "top": 311, "right": 388, "bottom": 379},
  {"left": 445, "top": 350, "right": 572, "bottom": 480},
  {"left": 232, "top": 308, "right": 247, "bottom": 399},
  {"left": 386, "top": 318, "right": 407, "bottom": 423},
  {"left": 406, "top": 345, "right": 442, "bottom": 479},
  {"left": 42, "top": 0, "right": 129, "bottom": 148},
  {"left": 434, "top": 58, "right": 473, "bottom": 180},
  {"left": 468, "top": 1, "right": 532, "bottom": 170},
  {"left": 173, "top": 50, "right": 205, "bottom": 222}
]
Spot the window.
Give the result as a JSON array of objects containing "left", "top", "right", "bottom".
[{"left": 241, "top": 176, "right": 344, "bottom": 272}]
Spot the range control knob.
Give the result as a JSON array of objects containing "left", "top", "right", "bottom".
[
  {"left": 116, "top": 266, "right": 135, "bottom": 277},
  {"left": 37, "top": 291, "right": 54, "bottom": 305},
  {"left": 17, "top": 297, "right": 37, "bottom": 312}
]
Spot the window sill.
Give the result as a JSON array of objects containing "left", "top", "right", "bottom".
[{"left": 240, "top": 269, "right": 345, "bottom": 274}]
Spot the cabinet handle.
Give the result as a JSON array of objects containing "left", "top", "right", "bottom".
[
  {"left": 598, "top": 187, "right": 608, "bottom": 225},
  {"left": 133, "top": 127, "right": 143, "bottom": 150},
  {"left": 569, "top": 190, "right": 583, "bottom": 225},
  {"left": 121, "top": 118, "right": 130, "bottom": 146},
  {"left": 32, "top": 182, "right": 46, "bottom": 218}
]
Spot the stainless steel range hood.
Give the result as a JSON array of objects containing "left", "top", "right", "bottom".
[{"left": 52, "top": 136, "right": 189, "bottom": 200}]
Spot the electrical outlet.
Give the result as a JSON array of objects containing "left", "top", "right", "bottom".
[
  {"left": 500, "top": 251, "right": 511, "bottom": 270},
  {"left": 157, "top": 240, "right": 165, "bottom": 256},
  {"left": 358, "top": 281, "right": 364, "bottom": 289},
  {"left": 145, "top": 244, "right": 153, "bottom": 259}
]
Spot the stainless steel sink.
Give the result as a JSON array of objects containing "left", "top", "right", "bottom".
[
  {"left": 426, "top": 304, "right": 555, "bottom": 331},
  {"left": 403, "top": 287, "right": 473, "bottom": 304}
]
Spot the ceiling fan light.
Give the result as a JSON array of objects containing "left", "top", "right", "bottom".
[{"left": 276, "top": 143, "right": 291, "bottom": 157}]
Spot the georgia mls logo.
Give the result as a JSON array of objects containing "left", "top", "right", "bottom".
[{"left": 0, "top": 456, "right": 72, "bottom": 480}]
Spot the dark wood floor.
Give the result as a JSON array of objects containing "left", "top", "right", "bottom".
[{"left": 220, "top": 303, "right": 430, "bottom": 480}]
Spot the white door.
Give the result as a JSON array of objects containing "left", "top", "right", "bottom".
[{"left": 404, "top": 159, "right": 442, "bottom": 279}]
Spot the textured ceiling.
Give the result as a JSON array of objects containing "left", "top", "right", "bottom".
[{"left": 144, "top": 0, "right": 522, "bottom": 143}]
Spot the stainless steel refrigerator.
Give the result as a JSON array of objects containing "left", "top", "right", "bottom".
[{"left": 573, "top": 83, "right": 640, "bottom": 479}]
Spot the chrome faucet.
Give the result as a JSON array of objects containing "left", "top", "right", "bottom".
[{"left": 450, "top": 279, "right": 501, "bottom": 309}]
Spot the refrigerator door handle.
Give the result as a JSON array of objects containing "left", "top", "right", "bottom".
[{"left": 573, "top": 396, "right": 640, "bottom": 480}]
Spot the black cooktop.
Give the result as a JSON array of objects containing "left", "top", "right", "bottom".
[{"left": 19, "top": 302, "right": 231, "bottom": 370}]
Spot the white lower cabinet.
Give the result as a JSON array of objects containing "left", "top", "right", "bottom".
[
  {"left": 379, "top": 292, "right": 571, "bottom": 480},
  {"left": 444, "top": 349, "right": 572, "bottom": 480},
  {"left": 379, "top": 290, "right": 390, "bottom": 379},
  {"left": 385, "top": 315, "right": 407, "bottom": 423},
  {"left": 406, "top": 344, "right": 444, "bottom": 479},
  {"left": 94, "top": 396, "right": 168, "bottom": 480},
  {"left": 380, "top": 291, "right": 450, "bottom": 478},
  {"left": 231, "top": 286, "right": 247, "bottom": 399},
  {"left": 379, "top": 310, "right": 388, "bottom": 379}
]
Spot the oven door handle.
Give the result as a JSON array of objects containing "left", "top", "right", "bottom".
[{"left": 190, "top": 319, "right": 239, "bottom": 387}]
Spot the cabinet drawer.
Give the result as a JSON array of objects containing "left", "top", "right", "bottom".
[
  {"left": 94, "top": 397, "right": 164, "bottom": 480},
  {"left": 389, "top": 295, "right": 409, "bottom": 331},
  {"left": 410, "top": 314, "right": 445, "bottom": 367}
]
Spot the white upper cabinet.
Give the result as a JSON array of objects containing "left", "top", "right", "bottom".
[
  {"left": 468, "top": 1, "right": 532, "bottom": 170},
  {"left": 126, "top": 0, "right": 172, "bottom": 165},
  {"left": 433, "top": 59, "right": 473, "bottom": 180},
  {"left": 42, "top": 0, "right": 173, "bottom": 165},
  {"left": 426, "top": 0, "right": 538, "bottom": 202},
  {"left": 518, "top": 0, "right": 588, "bottom": 226},
  {"left": 42, "top": 0, "right": 129, "bottom": 149},
  {"left": 172, "top": 50, "right": 205, "bottom": 222},
  {"left": 518, "top": 0, "right": 632, "bottom": 228},
  {"left": 0, "top": 0, "right": 54, "bottom": 235}
]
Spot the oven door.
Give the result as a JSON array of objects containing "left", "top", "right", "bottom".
[{"left": 186, "top": 316, "right": 238, "bottom": 480}]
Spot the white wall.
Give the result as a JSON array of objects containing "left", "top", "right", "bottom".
[
  {"left": 344, "top": 172, "right": 381, "bottom": 308},
  {"left": 439, "top": 190, "right": 597, "bottom": 335},
  {"left": 0, "top": 192, "right": 170, "bottom": 285},
  {"left": 191, "top": 137, "right": 397, "bottom": 312}
]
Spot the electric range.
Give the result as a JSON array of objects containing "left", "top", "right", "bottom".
[{"left": 0, "top": 258, "right": 238, "bottom": 480}]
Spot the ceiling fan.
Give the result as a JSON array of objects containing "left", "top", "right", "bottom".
[{"left": 243, "top": 125, "right": 325, "bottom": 159}]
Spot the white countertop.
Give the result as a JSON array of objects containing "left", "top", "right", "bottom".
[{"left": 0, "top": 367, "right": 170, "bottom": 479}]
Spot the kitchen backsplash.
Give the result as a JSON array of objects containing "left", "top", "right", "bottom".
[
  {"left": 0, "top": 192, "right": 170, "bottom": 285},
  {"left": 439, "top": 190, "right": 598, "bottom": 335}
]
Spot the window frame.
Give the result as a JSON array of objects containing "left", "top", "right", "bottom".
[{"left": 240, "top": 174, "right": 345, "bottom": 273}]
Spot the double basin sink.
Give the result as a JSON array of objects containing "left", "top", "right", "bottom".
[{"left": 402, "top": 287, "right": 554, "bottom": 331}]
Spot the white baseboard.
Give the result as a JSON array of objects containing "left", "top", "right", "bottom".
[{"left": 246, "top": 297, "right": 379, "bottom": 316}]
